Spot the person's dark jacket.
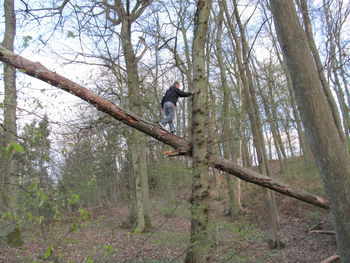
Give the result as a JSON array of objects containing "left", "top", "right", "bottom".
[{"left": 161, "top": 85, "right": 192, "bottom": 108}]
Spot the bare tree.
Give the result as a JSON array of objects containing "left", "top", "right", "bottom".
[
  {"left": 322, "top": 0, "right": 350, "bottom": 144},
  {"left": 297, "top": 0, "right": 347, "bottom": 146},
  {"left": 221, "top": 0, "right": 282, "bottom": 248},
  {"left": 215, "top": 1, "right": 238, "bottom": 216},
  {"left": 260, "top": 0, "right": 313, "bottom": 163},
  {"left": 102, "top": 0, "right": 153, "bottom": 231}
]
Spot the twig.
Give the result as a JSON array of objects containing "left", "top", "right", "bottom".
[
  {"left": 245, "top": 16, "right": 272, "bottom": 65},
  {"left": 308, "top": 230, "right": 336, "bottom": 235},
  {"left": 320, "top": 255, "right": 340, "bottom": 263},
  {"left": 4, "top": 183, "right": 36, "bottom": 198},
  {"left": 221, "top": 243, "right": 252, "bottom": 263},
  {"left": 168, "top": 246, "right": 191, "bottom": 263},
  {"left": 135, "top": 36, "right": 149, "bottom": 62},
  {"left": 157, "top": 37, "right": 176, "bottom": 51},
  {"left": 306, "top": 221, "right": 324, "bottom": 232}
]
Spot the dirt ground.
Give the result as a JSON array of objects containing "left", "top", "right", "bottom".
[{"left": 0, "top": 192, "right": 338, "bottom": 263}]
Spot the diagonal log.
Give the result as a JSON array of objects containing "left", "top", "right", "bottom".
[{"left": 0, "top": 45, "right": 329, "bottom": 210}]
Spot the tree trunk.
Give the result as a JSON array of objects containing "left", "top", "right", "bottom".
[
  {"left": 270, "top": 0, "right": 350, "bottom": 261},
  {"left": 255, "top": 63, "right": 286, "bottom": 170},
  {"left": 208, "top": 77, "right": 226, "bottom": 201},
  {"left": 205, "top": 17, "right": 225, "bottom": 201},
  {"left": 231, "top": 0, "right": 282, "bottom": 249},
  {"left": 0, "top": 0, "right": 23, "bottom": 247},
  {"left": 216, "top": 2, "right": 237, "bottom": 216},
  {"left": 322, "top": 0, "right": 350, "bottom": 145},
  {"left": 284, "top": 115, "right": 295, "bottom": 158},
  {"left": 185, "top": 0, "right": 212, "bottom": 262},
  {"left": 262, "top": 4, "right": 313, "bottom": 162},
  {"left": 120, "top": 15, "right": 151, "bottom": 231},
  {"left": 297, "top": 0, "right": 347, "bottom": 147},
  {"left": 1, "top": 0, "right": 17, "bottom": 212},
  {"left": 0, "top": 44, "right": 331, "bottom": 211},
  {"left": 236, "top": 83, "right": 245, "bottom": 210}
]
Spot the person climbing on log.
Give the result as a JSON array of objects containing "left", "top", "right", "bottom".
[{"left": 159, "top": 81, "right": 195, "bottom": 133}]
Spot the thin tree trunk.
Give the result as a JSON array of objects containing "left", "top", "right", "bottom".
[
  {"left": 262, "top": 4, "right": 313, "bottom": 162},
  {"left": 231, "top": 0, "right": 282, "bottom": 249},
  {"left": 336, "top": 39, "right": 350, "bottom": 140},
  {"left": 208, "top": 75, "right": 226, "bottom": 200},
  {"left": 297, "top": 0, "right": 347, "bottom": 147},
  {"left": 270, "top": 1, "right": 350, "bottom": 261},
  {"left": 284, "top": 116, "right": 295, "bottom": 158},
  {"left": 322, "top": 0, "right": 350, "bottom": 145},
  {"left": 236, "top": 82, "right": 245, "bottom": 210},
  {"left": 119, "top": 13, "right": 152, "bottom": 231},
  {"left": 255, "top": 64, "right": 286, "bottom": 170},
  {"left": 216, "top": 2, "right": 237, "bottom": 216}
]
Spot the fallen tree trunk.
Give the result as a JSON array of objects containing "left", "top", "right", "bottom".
[{"left": 0, "top": 45, "right": 329, "bottom": 210}]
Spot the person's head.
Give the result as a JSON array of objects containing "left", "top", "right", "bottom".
[{"left": 173, "top": 81, "right": 180, "bottom": 89}]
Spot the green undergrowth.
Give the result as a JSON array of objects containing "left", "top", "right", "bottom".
[
  {"left": 0, "top": 197, "right": 319, "bottom": 263},
  {"left": 151, "top": 230, "right": 188, "bottom": 247},
  {"left": 1, "top": 156, "right": 329, "bottom": 263}
]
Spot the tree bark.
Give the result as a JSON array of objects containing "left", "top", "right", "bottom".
[
  {"left": 185, "top": 0, "right": 212, "bottom": 261},
  {"left": 270, "top": 0, "right": 350, "bottom": 261},
  {"left": 262, "top": 4, "right": 313, "bottom": 162},
  {"left": 207, "top": 74, "right": 226, "bottom": 200},
  {"left": 121, "top": 18, "right": 151, "bottom": 231},
  {"left": 297, "top": 0, "right": 346, "bottom": 146},
  {"left": 1, "top": 0, "right": 17, "bottom": 212},
  {"left": 0, "top": 0, "right": 23, "bottom": 247},
  {"left": 254, "top": 61, "right": 286, "bottom": 170},
  {"left": 0, "top": 45, "right": 330, "bottom": 211},
  {"left": 216, "top": 1, "right": 237, "bottom": 217},
  {"left": 104, "top": 0, "right": 153, "bottom": 231},
  {"left": 232, "top": 0, "right": 282, "bottom": 248},
  {"left": 322, "top": 0, "right": 350, "bottom": 145}
]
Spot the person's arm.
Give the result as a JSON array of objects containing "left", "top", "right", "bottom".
[{"left": 174, "top": 87, "right": 193, "bottom": 97}]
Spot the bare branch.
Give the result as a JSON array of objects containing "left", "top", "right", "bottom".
[
  {"left": 135, "top": 36, "right": 148, "bottom": 62},
  {"left": 308, "top": 230, "right": 336, "bottom": 235},
  {"left": 103, "top": 0, "right": 122, "bottom": 25},
  {"left": 320, "top": 255, "right": 340, "bottom": 263},
  {"left": 130, "top": 0, "right": 154, "bottom": 22}
]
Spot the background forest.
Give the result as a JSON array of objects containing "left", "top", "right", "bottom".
[{"left": 0, "top": 0, "right": 349, "bottom": 262}]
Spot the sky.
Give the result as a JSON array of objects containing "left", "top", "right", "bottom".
[{"left": 0, "top": 0, "right": 349, "bottom": 166}]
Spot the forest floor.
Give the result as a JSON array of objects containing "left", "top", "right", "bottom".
[{"left": 0, "top": 161, "right": 339, "bottom": 263}]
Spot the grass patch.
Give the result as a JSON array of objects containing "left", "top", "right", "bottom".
[
  {"left": 280, "top": 159, "right": 325, "bottom": 194},
  {"left": 212, "top": 217, "right": 263, "bottom": 243}
]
